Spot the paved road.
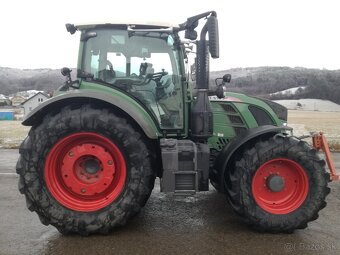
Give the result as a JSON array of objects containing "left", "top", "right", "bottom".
[{"left": 0, "top": 150, "right": 339, "bottom": 255}]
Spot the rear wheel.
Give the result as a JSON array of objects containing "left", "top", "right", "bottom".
[
  {"left": 16, "top": 104, "right": 156, "bottom": 235},
  {"left": 225, "top": 134, "right": 330, "bottom": 233}
]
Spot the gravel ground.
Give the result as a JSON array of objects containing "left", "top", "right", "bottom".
[{"left": 0, "top": 150, "right": 339, "bottom": 255}]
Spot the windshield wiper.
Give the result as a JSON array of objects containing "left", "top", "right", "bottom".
[{"left": 127, "top": 26, "right": 172, "bottom": 39}]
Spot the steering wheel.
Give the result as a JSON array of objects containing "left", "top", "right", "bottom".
[
  {"left": 151, "top": 72, "right": 167, "bottom": 81},
  {"left": 134, "top": 71, "right": 168, "bottom": 86}
]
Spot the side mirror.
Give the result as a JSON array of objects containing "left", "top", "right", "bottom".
[
  {"left": 215, "top": 74, "right": 231, "bottom": 86},
  {"left": 207, "top": 16, "right": 219, "bottom": 58},
  {"left": 184, "top": 19, "right": 198, "bottom": 40},
  {"left": 223, "top": 74, "right": 231, "bottom": 83},
  {"left": 214, "top": 73, "right": 231, "bottom": 98},
  {"left": 61, "top": 67, "right": 72, "bottom": 85},
  {"left": 61, "top": 67, "right": 72, "bottom": 77},
  {"left": 185, "top": 29, "right": 198, "bottom": 40},
  {"left": 59, "top": 67, "right": 80, "bottom": 91}
]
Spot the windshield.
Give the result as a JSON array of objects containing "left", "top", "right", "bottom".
[{"left": 80, "top": 28, "right": 183, "bottom": 129}]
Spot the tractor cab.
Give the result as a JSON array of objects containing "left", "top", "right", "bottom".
[
  {"left": 63, "top": 12, "right": 220, "bottom": 135},
  {"left": 75, "top": 25, "right": 185, "bottom": 129}
]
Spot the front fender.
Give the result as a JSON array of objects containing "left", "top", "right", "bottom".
[
  {"left": 214, "top": 125, "right": 292, "bottom": 192},
  {"left": 23, "top": 89, "right": 160, "bottom": 139}
]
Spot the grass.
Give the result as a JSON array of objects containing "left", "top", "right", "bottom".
[
  {"left": 0, "top": 121, "right": 30, "bottom": 149},
  {"left": 288, "top": 110, "right": 340, "bottom": 151},
  {"left": 288, "top": 110, "right": 340, "bottom": 135},
  {"left": 0, "top": 110, "right": 339, "bottom": 150}
]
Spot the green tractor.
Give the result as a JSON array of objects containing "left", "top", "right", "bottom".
[{"left": 17, "top": 11, "right": 335, "bottom": 235}]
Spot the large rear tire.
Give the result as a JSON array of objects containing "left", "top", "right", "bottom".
[
  {"left": 16, "top": 104, "right": 156, "bottom": 235},
  {"left": 225, "top": 134, "right": 330, "bottom": 233}
]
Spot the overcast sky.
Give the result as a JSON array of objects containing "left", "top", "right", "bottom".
[{"left": 1, "top": 0, "right": 339, "bottom": 71}]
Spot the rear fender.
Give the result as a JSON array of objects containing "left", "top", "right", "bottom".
[
  {"left": 22, "top": 89, "right": 160, "bottom": 139},
  {"left": 214, "top": 125, "right": 292, "bottom": 192}
]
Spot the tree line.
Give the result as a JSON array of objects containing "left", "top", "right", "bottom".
[
  {"left": 210, "top": 67, "right": 340, "bottom": 104},
  {"left": 1, "top": 66, "right": 340, "bottom": 105},
  {"left": 0, "top": 67, "right": 73, "bottom": 96}
]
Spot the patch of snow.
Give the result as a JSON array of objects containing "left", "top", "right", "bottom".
[
  {"left": 270, "top": 86, "right": 306, "bottom": 96},
  {"left": 26, "top": 90, "right": 45, "bottom": 99},
  {"left": 9, "top": 90, "right": 45, "bottom": 100},
  {"left": 274, "top": 99, "right": 340, "bottom": 112}
]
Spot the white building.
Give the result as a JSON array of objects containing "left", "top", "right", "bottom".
[
  {"left": 21, "top": 92, "right": 49, "bottom": 116},
  {"left": 0, "top": 94, "right": 9, "bottom": 106}
]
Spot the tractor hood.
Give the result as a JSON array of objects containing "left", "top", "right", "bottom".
[{"left": 210, "top": 92, "right": 288, "bottom": 123}]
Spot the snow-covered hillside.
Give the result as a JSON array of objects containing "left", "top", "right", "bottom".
[{"left": 274, "top": 99, "right": 340, "bottom": 112}]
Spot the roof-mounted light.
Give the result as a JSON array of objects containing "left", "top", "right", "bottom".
[{"left": 65, "top": 23, "right": 77, "bottom": 34}]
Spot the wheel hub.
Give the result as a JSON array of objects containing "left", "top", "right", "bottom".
[
  {"left": 252, "top": 158, "right": 309, "bottom": 214},
  {"left": 266, "top": 174, "right": 285, "bottom": 192},
  {"left": 84, "top": 158, "right": 101, "bottom": 174},
  {"left": 44, "top": 132, "right": 126, "bottom": 212}
]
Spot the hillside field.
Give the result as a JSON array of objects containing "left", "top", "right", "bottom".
[
  {"left": 288, "top": 110, "right": 340, "bottom": 150},
  {"left": 1, "top": 111, "right": 339, "bottom": 150},
  {"left": 0, "top": 121, "right": 30, "bottom": 148}
]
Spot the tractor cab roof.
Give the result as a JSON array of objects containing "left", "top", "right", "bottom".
[{"left": 75, "top": 20, "right": 180, "bottom": 30}]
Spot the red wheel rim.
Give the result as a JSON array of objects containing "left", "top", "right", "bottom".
[
  {"left": 45, "top": 132, "right": 126, "bottom": 212},
  {"left": 252, "top": 158, "right": 309, "bottom": 214}
]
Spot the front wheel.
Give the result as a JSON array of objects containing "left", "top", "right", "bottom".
[
  {"left": 226, "top": 134, "right": 330, "bottom": 233},
  {"left": 16, "top": 104, "right": 155, "bottom": 235}
]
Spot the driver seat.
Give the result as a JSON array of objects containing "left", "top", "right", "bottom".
[
  {"left": 146, "top": 63, "right": 154, "bottom": 74},
  {"left": 98, "top": 61, "right": 116, "bottom": 82},
  {"left": 139, "top": 62, "right": 154, "bottom": 76}
]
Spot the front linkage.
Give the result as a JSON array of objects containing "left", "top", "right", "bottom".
[{"left": 311, "top": 132, "right": 339, "bottom": 181}]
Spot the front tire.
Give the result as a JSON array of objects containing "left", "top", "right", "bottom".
[
  {"left": 16, "top": 104, "right": 155, "bottom": 235},
  {"left": 225, "top": 134, "right": 330, "bottom": 233}
]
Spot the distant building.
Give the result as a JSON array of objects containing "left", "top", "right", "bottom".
[
  {"left": 0, "top": 94, "right": 7, "bottom": 106},
  {"left": 0, "top": 108, "right": 14, "bottom": 120},
  {"left": 21, "top": 92, "right": 49, "bottom": 116},
  {"left": 11, "top": 96, "right": 26, "bottom": 106},
  {"left": 0, "top": 94, "right": 11, "bottom": 106}
]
